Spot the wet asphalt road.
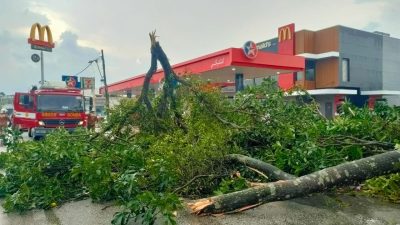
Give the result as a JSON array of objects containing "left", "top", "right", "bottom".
[{"left": 0, "top": 194, "right": 399, "bottom": 225}]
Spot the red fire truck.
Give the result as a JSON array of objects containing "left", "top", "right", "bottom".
[{"left": 12, "top": 82, "right": 88, "bottom": 140}]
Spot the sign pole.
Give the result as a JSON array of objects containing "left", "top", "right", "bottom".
[
  {"left": 28, "top": 23, "right": 54, "bottom": 85},
  {"left": 40, "top": 50, "right": 44, "bottom": 85}
]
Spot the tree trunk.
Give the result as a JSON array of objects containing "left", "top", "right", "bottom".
[
  {"left": 190, "top": 150, "right": 400, "bottom": 215},
  {"left": 138, "top": 44, "right": 157, "bottom": 112}
]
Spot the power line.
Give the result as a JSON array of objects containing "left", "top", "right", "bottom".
[
  {"left": 73, "top": 54, "right": 101, "bottom": 76},
  {"left": 94, "top": 60, "right": 103, "bottom": 78},
  {"left": 89, "top": 62, "right": 98, "bottom": 78},
  {"left": 73, "top": 63, "right": 93, "bottom": 76}
]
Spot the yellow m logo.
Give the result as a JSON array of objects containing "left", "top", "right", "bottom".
[
  {"left": 28, "top": 23, "right": 54, "bottom": 47},
  {"left": 278, "top": 26, "right": 292, "bottom": 42}
]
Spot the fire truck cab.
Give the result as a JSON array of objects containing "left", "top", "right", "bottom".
[{"left": 12, "top": 82, "right": 87, "bottom": 140}]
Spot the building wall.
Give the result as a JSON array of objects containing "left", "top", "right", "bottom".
[
  {"left": 257, "top": 38, "right": 278, "bottom": 53},
  {"left": 315, "top": 58, "right": 339, "bottom": 88},
  {"left": 314, "top": 95, "right": 335, "bottom": 118},
  {"left": 382, "top": 36, "right": 400, "bottom": 106},
  {"left": 295, "top": 27, "right": 340, "bottom": 90},
  {"left": 384, "top": 96, "right": 400, "bottom": 106},
  {"left": 339, "top": 26, "right": 383, "bottom": 91},
  {"left": 260, "top": 25, "right": 400, "bottom": 106},
  {"left": 295, "top": 30, "right": 315, "bottom": 54},
  {"left": 314, "top": 26, "right": 339, "bottom": 54},
  {"left": 295, "top": 27, "right": 339, "bottom": 54}
]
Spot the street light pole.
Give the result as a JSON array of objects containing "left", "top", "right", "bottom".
[{"left": 101, "top": 49, "right": 110, "bottom": 113}]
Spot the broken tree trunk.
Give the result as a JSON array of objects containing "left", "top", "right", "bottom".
[
  {"left": 92, "top": 31, "right": 185, "bottom": 139},
  {"left": 92, "top": 31, "right": 240, "bottom": 139},
  {"left": 226, "top": 154, "right": 296, "bottom": 181},
  {"left": 138, "top": 31, "right": 158, "bottom": 112},
  {"left": 190, "top": 150, "right": 400, "bottom": 215}
]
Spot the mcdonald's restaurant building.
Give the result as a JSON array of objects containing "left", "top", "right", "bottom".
[{"left": 103, "top": 24, "right": 400, "bottom": 118}]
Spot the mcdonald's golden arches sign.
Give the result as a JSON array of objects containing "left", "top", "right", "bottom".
[
  {"left": 28, "top": 23, "right": 55, "bottom": 51},
  {"left": 278, "top": 26, "right": 292, "bottom": 42},
  {"left": 277, "top": 23, "right": 295, "bottom": 55}
]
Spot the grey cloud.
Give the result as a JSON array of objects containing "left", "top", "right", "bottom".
[
  {"left": 353, "top": 0, "right": 376, "bottom": 3},
  {"left": 0, "top": 28, "right": 101, "bottom": 94},
  {"left": 1, "top": 0, "right": 400, "bottom": 95},
  {"left": 0, "top": 1, "right": 48, "bottom": 30},
  {"left": 363, "top": 22, "right": 381, "bottom": 32},
  {"left": 43, "top": 31, "right": 103, "bottom": 89}
]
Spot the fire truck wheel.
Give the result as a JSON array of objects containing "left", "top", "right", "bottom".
[{"left": 28, "top": 128, "right": 32, "bottom": 137}]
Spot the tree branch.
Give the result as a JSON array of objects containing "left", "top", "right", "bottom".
[
  {"left": 191, "top": 150, "right": 400, "bottom": 215},
  {"left": 226, "top": 154, "right": 296, "bottom": 181}
]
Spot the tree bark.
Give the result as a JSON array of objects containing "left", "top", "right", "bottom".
[
  {"left": 190, "top": 150, "right": 400, "bottom": 215},
  {"left": 226, "top": 154, "right": 296, "bottom": 181},
  {"left": 138, "top": 43, "right": 157, "bottom": 112}
]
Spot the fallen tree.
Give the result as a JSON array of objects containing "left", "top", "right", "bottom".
[
  {"left": 130, "top": 33, "right": 400, "bottom": 217},
  {"left": 118, "top": 32, "right": 400, "bottom": 217},
  {"left": 190, "top": 150, "right": 400, "bottom": 215}
]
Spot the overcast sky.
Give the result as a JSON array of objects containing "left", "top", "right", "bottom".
[{"left": 0, "top": 0, "right": 399, "bottom": 94}]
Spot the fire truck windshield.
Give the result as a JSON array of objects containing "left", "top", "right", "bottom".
[{"left": 37, "top": 95, "right": 84, "bottom": 112}]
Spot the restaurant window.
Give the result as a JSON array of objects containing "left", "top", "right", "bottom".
[
  {"left": 244, "top": 79, "right": 254, "bottom": 87},
  {"left": 295, "top": 71, "right": 304, "bottom": 81},
  {"left": 255, "top": 77, "right": 264, "bottom": 85},
  {"left": 342, "top": 58, "right": 350, "bottom": 82},
  {"left": 270, "top": 75, "right": 278, "bottom": 82},
  {"left": 305, "top": 60, "right": 315, "bottom": 81}
]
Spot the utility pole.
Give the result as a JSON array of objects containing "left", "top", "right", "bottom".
[{"left": 101, "top": 49, "right": 110, "bottom": 113}]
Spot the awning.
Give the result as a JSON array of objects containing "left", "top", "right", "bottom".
[
  {"left": 296, "top": 51, "right": 339, "bottom": 60},
  {"left": 361, "top": 90, "right": 400, "bottom": 96},
  {"left": 289, "top": 88, "right": 357, "bottom": 96},
  {"left": 101, "top": 48, "right": 305, "bottom": 94}
]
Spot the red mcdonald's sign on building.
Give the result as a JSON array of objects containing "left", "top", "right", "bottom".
[
  {"left": 278, "top": 23, "right": 295, "bottom": 55},
  {"left": 277, "top": 23, "right": 296, "bottom": 90}
]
